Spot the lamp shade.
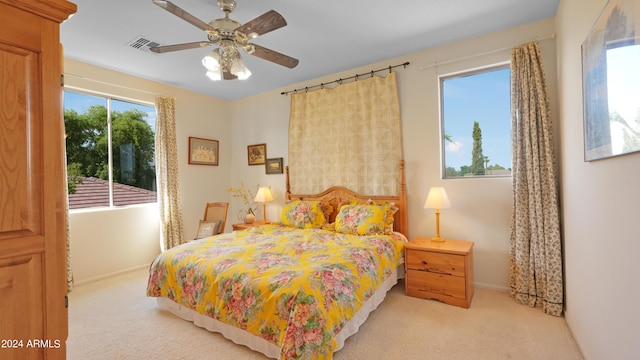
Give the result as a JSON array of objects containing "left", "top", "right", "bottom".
[
  {"left": 203, "top": 49, "right": 222, "bottom": 81},
  {"left": 424, "top": 187, "right": 451, "bottom": 209},
  {"left": 254, "top": 187, "right": 274, "bottom": 203},
  {"left": 230, "top": 56, "right": 251, "bottom": 80},
  {"left": 202, "top": 49, "right": 221, "bottom": 71}
]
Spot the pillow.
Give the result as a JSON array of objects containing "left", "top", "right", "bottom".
[
  {"left": 279, "top": 200, "right": 327, "bottom": 228},
  {"left": 195, "top": 220, "right": 221, "bottom": 239},
  {"left": 319, "top": 201, "right": 334, "bottom": 221},
  {"left": 367, "top": 199, "right": 399, "bottom": 233},
  {"left": 334, "top": 204, "right": 390, "bottom": 236}
]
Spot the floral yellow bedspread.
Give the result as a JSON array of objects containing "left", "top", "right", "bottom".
[{"left": 147, "top": 224, "right": 405, "bottom": 359}]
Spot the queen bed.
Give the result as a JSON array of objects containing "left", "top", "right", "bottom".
[{"left": 147, "top": 162, "right": 408, "bottom": 359}]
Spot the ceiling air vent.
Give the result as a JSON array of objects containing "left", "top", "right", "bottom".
[{"left": 127, "top": 36, "right": 160, "bottom": 53}]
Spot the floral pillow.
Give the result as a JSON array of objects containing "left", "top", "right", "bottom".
[
  {"left": 367, "top": 199, "right": 398, "bottom": 233},
  {"left": 334, "top": 204, "right": 390, "bottom": 236},
  {"left": 279, "top": 200, "right": 327, "bottom": 229},
  {"left": 319, "top": 201, "right": 334, "bottom": 221}
]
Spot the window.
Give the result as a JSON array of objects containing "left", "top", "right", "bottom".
[
  {"left": 64, "top": 90, "right": 157, "bottom": 209},
  {"left": 440, "top": 65, "right": 512, "bottom": 178}
]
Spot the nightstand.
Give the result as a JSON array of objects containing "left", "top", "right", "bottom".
[
  {"left": 404, "top": 237, "right": 474, "bottom": 308},
  {"left": 232, "top": 222, "right": 268, "bottom": 231}
]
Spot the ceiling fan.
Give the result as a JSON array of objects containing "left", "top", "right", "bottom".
[{"left": 150, "top": 0, "right": 299, "bottom": 80}]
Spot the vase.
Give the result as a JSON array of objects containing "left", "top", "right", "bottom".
[{"left": 244, "top": 212, "right": 255, "bottom": 224}]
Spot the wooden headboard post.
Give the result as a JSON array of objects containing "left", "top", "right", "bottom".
[
  {"left": 285, "top": 160, "right": 409, "bottom": 238},
  {"left": 398, "top": 160, "right": 408, "bottom": 237},
  {"left": 286, "top": 164, "right": 291, "bottom": 194}
]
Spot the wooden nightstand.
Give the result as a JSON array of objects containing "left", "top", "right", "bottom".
[
  {"left": 232, "top": 222, "right": 268, "bottom": 231},
  {"left": 404, "top": 237, "right": 474, "bottom": 308}
]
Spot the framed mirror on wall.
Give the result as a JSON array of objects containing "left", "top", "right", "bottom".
[{"left": 582, "top": 0, "right": 640, "bottom": 161}]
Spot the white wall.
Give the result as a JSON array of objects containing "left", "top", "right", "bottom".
[
  {"left": 556, "top": 0, "right": 640, "bottom": 358},
  {"left": 65, "top": 59, "right": 231, "bottom": 284},
  {"left": 69, "top": 205, "right": 160, "bottom": 283},
  {"left": 229, "top": 18, "right": 558, "bottom": 291}
]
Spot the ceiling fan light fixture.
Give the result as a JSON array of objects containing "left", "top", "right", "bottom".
[
  {"left": 202, "top": 49, "right": 221, "bottom": 71},
  {"left": 230, "top": 55, "right": 251, "bottom": 80},
  {"left": 205, "top": 69, "right": 222, "bottom": 81},
  {"left": 243, "top": 44, "right": 255, "bottom": 55}
]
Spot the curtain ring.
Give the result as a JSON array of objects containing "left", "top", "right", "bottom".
[
  {"left": 305, "top": 87, "right": 308, "bottom": 92},
  {"left": 355, "top": 74, "right": 359, "bottom": 81},
  {"left": 371, "top": 70, "right": 374, "bottom": 77},
  {"left": 320, "top": 83, "right": 324, "bottom": 89},
  {"left": 388, "top": 66, "right": 392, "bottom": 73},
  {"left": 339, "top": 78, "right": 342, "bottom": 85}
]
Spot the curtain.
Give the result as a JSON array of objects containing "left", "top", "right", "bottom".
[
  {"left": 288, "top": 72, "right": 402, "bottom": 195},
  {"left": 65, "top": 178, "right": 74, "bottom": 292},
  {"left": 155, "top": 96, "right": 185, "bottom": 250},
  {"left": 509, "top": 42, "right": 563, "bottom": 316}
]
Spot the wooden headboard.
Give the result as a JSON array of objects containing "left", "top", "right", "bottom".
[{"left": 285, "top": 160, "right": 408, "bottom": 238}]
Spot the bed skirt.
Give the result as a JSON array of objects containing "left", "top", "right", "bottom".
[{"left": 156, "top": 267, "right": 400, "bottom": 359}]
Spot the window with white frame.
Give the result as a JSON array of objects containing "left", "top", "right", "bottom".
[
  {"left": 440, "top": 64, "right": 512, "bottom": 178},
  {"left": 64, "top": 90, "right": 157, "bottom": 209}
]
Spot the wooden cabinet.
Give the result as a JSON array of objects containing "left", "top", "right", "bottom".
[
  {"left": 404, "top": 237, "right": 474, "bottom": 308},
  {"left": 0, "top": 0, "right": 76, "bottom": 358},
  {"left": 232, "top": 222, "right": 268, "bottom": 231}
]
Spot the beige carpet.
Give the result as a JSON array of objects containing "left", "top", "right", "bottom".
[{"left": 67, "top": 268, "right": 583, "bottom": 359}]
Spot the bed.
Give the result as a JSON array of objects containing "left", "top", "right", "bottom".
[{"left": 147, "top": 162, "right": 408, "bottom": 359}]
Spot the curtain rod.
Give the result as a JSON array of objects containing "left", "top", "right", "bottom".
[
  {"left": 280, "top": 61, "right": 410, "bottom": 96},
  {"left": 418, "top": 33, "right": 556, "bottom": 71}
]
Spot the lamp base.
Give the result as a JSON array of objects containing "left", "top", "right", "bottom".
[{"left": 431, "top": 236, "right": 445, "bottom": 242}]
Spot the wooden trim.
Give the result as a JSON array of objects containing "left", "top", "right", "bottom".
[{"left": 0, "top": 0, "right": 76, "bottom": 23}]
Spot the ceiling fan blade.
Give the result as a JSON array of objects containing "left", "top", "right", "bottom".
[
  {"left": 150, "top": 41, "right": 212, "bottom": 53},
  {"left": 152, "top": 0, "right": 214, "bottom": 32},
  {"left": 223, "top": 71, "right": 238, "bottom": 80},
  {"left": 250, "top": 44, "right": 299, "bottom": 69},
  {"left": 236, "top": 10, "right": 287, "bottom": 37}
]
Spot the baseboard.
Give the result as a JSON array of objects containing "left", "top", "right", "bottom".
[
  {"left": 73, "top": 264, "right": 149, "bottom": 287},
  {"left": 474, "top": 282, "right": 509, "bottom": 293}
]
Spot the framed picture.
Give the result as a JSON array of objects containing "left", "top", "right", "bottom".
[
  {"left": 582, "top": 0, "right": 640, "bottom": 161},
  {"left": 195, "top": 220, "right": 220, "bottom": 239},
  {"left": 247, "top": 143, "right": 266, "bottom": 165},
  {"left": 189, "top": 137, "right": 219, "bottom": 166},
  {"left": 266, "top": 157, "right": 283, "bottom": 174}
]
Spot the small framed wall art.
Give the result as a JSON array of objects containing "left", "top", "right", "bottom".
[
  {"left": 189, "top": 137, "right": 219, "bottom": 166},
  {"left": 266, "top": 157, "right": 283, "bottom": 174},
  {"left": 247, "top": 143, "right": 266, "bottom": 165}
]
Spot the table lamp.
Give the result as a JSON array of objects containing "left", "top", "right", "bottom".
[
  {"left": 254, "top": 187, "right": 274, "bottom": 223},
  {"left": 424, "top": 187, "right": 451, "bottom": 242}
]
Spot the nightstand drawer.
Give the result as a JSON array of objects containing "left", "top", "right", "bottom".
[
  {"left": 406, "top": 250, "right": 465, "bottom": 277},
  {"left": 406, "top": 269, "right": 466, "bottom": 299}
]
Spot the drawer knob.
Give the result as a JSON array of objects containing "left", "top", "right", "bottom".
[{"left": 422, "top": 260, "right": 428, "bottom": 265}]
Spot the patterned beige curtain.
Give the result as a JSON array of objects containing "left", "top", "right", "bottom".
[
  {"left": 155, "top": 96, "right": 185, "bottom": 250},
  {"left": 289, "top": 72, "right": 402, "bottom": 195},
  {"left": 509, "top": 42, "right": 563, "bottom": 316},
  {"left": 65, "top": 180, "right": 74, "bottom": 291}
]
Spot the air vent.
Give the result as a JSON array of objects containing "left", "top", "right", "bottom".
[{"left": 127, "top": 36, "right": 160, "bottom": 53}]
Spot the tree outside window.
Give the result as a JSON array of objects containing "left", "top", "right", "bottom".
[
  {"left": 64, "top": 91, "right": 157, "bottom": 209},
  {"left": 441, "top": 65, "right": 512, "bottom": 178}
]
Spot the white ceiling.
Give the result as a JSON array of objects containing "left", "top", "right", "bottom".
[{"left": 61, "top": 0, "right": 559, "bottom": 101}]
